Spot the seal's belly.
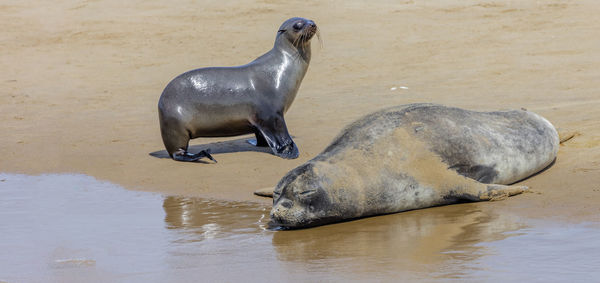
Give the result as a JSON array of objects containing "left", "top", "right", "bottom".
[
  {"left": 188, "top": 118, "right": 252, "bottom": 138},
  {"left": 175, "top": 100, "right": 255, "bottom": 138}
]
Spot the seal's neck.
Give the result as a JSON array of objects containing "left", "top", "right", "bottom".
[
  {"left": 273, "top": 36, "right": 312, "bottom": 64},
  {"left": 259, "top": 39, "right": 311, "bottom": 112}
]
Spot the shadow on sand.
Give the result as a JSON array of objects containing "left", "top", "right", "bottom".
[{"left": 148, "top": 137, "right": 275, "bottom": 161}]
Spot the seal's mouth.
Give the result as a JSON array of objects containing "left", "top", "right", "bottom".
[
  {"left": 294, "top": 23, "right": 319, "bottom": 46},
  {"left": 304, "top": 24, "right": 318, "bottom": 40},
  {"left": 267, "top": 215, "right": 340, "bottom": 230}
]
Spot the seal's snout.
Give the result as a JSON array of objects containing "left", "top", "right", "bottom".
[
  {"left": 304, "top": 21, "right": 320, "bottom": 45},
  {"left": 270, "top": 200, "right": 294, "bottom": 227},
  {"left": 305, "top": 20, "right": 317, "bottom": 35}
]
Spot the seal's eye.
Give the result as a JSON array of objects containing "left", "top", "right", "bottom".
[
  {"left": 299, "top": 189, "right": 317, "bottom": 196},
  {"left": 293, "top": 21, "right": 304, "bottom": 31},
  {"left": 296, "top": 188, "right": 319, "bottom": 205}
]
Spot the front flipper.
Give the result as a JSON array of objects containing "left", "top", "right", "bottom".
[
  {"left": 247, "top": 128, "right": 270, "bottom": 147},
  {"left": 250, "top": 113, "right": 299, "bottom": 159},
  {"left": 448, "top": 163, "right": 499, "bottom": 183},
  {"left": 459, "top": 183, "right": 528, "bottom": 202},
  {"left": 172, "top": 148, "right": 217, "bottom": 163},
  {"left": 479, "top": 184, "right": 528, "bottom": 201}
]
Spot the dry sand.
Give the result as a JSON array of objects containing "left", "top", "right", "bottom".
[{"left": 1, "top": 0, "right": 599, "bottom": 222}]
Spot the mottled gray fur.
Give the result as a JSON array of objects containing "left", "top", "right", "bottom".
[{"left": 270, "top": 103, "right": 559, "bottom": 228}]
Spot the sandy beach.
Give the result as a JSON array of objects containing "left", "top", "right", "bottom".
[
  {"left": 2, "top": 0, "right": 599, "bottom": 221},
  {"left": 2, "top": 0, "right": 600, "bottom": 281}
]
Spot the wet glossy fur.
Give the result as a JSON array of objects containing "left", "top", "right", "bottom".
[{"left": 158, "top": 17, "right": 317, "bottom": 162}]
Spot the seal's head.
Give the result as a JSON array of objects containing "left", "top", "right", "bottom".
[
  {"left": 269, "top": 162, "right": 349, "bottom": 229},
  {"left": 276, "top": 17, "right": 318, "bottom": 47}
]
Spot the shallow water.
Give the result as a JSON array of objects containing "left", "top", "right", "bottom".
[{"left": 1, "top": 173, "right": 598, "bottom": 282}]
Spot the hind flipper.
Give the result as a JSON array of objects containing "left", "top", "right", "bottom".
[
  {"left": 557, "top": 128, "right": 579, "bottom": 144},
  {"left": 172, "top": 149, "right": 217, "bottom": 163}
]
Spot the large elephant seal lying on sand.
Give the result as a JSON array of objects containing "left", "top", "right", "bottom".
[
  {"left": 268, "top": 103, "right": 559, "bottom": 228},
  {"left": 158, "top": 17, "right": 318, "bottom": 162}
]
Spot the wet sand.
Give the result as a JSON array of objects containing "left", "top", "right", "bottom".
[{"left": 1, "top": 0, "right": 600, "bottom": 280}]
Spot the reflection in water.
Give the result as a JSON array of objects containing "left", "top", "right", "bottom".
[
  {"left": 162, "top": 196, "right": 270, "bottom": 242},
  {"left": 160, "top": 196, "right": 276, "bottom": 279},
  {"left": 1, "top": 173, "right": 598, "bottom": 282},
  {"left": 271, "top": 204, "right": 525, "bottom": 280}
]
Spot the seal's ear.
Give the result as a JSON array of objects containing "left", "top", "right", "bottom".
[{"left": 277, "top": 29, "right": 286, "bottom": 34}]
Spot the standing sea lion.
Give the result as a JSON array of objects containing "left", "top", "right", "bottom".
[
  {"left": 269, "top": 104, "right": 559, "bottom": 228},
  {"left": 158, "top": 17, "right": 318, "bottom": 162}
]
